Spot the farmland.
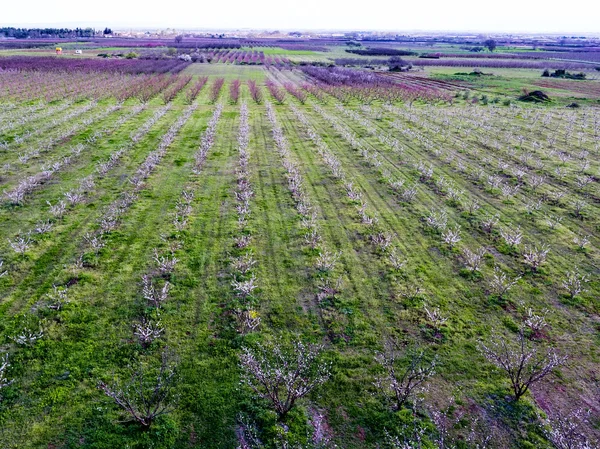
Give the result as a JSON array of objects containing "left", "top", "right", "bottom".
[{"left": 0, "top": 47, "right": 599, "bottom": 449}]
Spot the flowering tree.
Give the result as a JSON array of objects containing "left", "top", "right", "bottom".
[
  {"left": 230, "top": 79, "right": 241, "bottom": 104},
  {"left": 209, "top": 78, "right": 225, "bottom": 103},
  {"left": 543, "top": 408, "right": 596, "bottom": 449},
  {"left": 478, "top": 329, "right": 566, "bottom": 401},
  {"left": 561, "top": 268, "right": 589, "bottom": 299},
  {"left": 462, "top": 247, "right": 486, "bottom": 272},
  {"left": 265, "top": 80, "right": 286, "bottom": 104},
  {"left": 522, "top": 245, "right": 550, "bottom": 272},
  {"left": 488, "top": 266, "right": 521, "bottom": 300},
  {"left": 239, "top": 339, "right": 331, "bottom": 421},
  {"left": 247, "top": 80, "right": 263, "bottom": 104},
  {"left": 374, "top": 339, "right": 437, "bottom": 410},
  {"left": 98, "top": 350, "right": 177, "bottom": 428},
  {"left": 0, "top": 353, "right": 14, "bottom": 399},
  {"left": 184, "top": 76, "right": 208, "bottom": 104}
]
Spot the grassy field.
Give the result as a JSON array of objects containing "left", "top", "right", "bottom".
[
  {"left": 420, "top": 66, "right": 600, "bottom": 104},
  {"left": 0, "top": 45, "right": 323, "bottom": 60},
  {"left": 0, "top": 65, "right": 598, "bottom": 449},
  {"left": 182, "top": 64, "right": 266, "bottom": 80}
]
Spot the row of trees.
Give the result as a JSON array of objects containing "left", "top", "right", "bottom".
[
  {"left": 0, "top": 27, "right": 109, "bottom": 39},
  {"left": 92, "top": 328, "right": 590, "bottom": 447}
]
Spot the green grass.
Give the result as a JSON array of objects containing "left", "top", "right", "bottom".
[
  {"left": 182, "top": 64, "right": 267, "bottom": 81},
  {"left": 425, "top": 66, "right": 600, "bottom": 104},
  {"left": 0, "top": 67, "right": 598, "bottom": 448}
]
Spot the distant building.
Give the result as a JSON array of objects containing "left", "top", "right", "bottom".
[{"left": 75, "top": 49, "right": 82, "bottom": 54}]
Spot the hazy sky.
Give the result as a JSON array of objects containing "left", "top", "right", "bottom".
[{"left": 2, "top": 0, "right": 598, "bottom": 34}]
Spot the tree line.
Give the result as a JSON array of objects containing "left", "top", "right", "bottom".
[{"left": 0, "top": 27, "right": 112, "bottom": 39}]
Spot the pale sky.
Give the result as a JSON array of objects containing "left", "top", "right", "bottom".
[{"left": 2, "top": 0, "right": 599, "bottom": 34}]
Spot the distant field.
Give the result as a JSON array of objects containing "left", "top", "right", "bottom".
[
  {"left": 182, "top": 63, "right": 266, "bottom": 80},
  {"left": 426, "top": 66, "right": 600, "bottom": 102},
  {"left": 0, "top": 48, "right": 139, "bottom": 57},
  {"left": 242, "top": 46, "right": 318, "bottom": 56}
]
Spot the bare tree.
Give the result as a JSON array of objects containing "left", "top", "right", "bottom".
[
  {"left": 84, "top": 232, "right": 105, "bottom": 255},
  {"left": 545, "top": 214, "right": 563, "bottom": 231},
  {"left": 478, "top": 329, "right": 566, "bottom": 401},
  {"left": 304, "top": 229, "right": 321, "bottom": 250},
  {"left": 235, "top": 234, "right": 253, "bottom": 249},
  {"left": 464, "top": 198, "right": 481, "bottom": 215},
  {"left": 98, "top": 349, "right": 177, "bottom": 428},
  {"left": 400, "top": 186, "right": 417, "bottom": 203},
  {"left": 239, "top": 339, "right": 331, "bottom": 421},
  {"left": 47, "top": 199, "right": 67, "bottom": 217},
  {"left": 374, "top": 339, "right": 437, "bottom": 411},
  {"left": 316, "top": 277, "right": 343, "bottom": 304},
  {"left": 370, "top": 232, "right": 393, "bottom": 252}
]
